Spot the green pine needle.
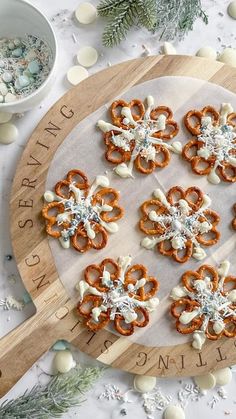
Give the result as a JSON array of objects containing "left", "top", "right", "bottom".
[
  {"left": 97, "top": 0, "right": 208, "bottom": 47},
  {"left": 0, "top": 366, "right": 103, "bottom": 419}
]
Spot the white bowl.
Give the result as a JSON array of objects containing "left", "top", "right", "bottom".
[{"left": 0, "top": 0, "right": 57, "bottom": 113}]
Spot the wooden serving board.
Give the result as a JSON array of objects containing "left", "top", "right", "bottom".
[{"left": 1, "top": 55, "right": 236, "bottom": 397}]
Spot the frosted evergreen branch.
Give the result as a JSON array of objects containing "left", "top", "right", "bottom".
[
  {"left": 97, "top": 0, "right": 127, "bottom": 17},
  {"left": 102, "top": 3, "right": 137, "bottom": 47},
  {"left": 0, "top": 366, "right": 103, "bottom": 418},
  {"left": 97, "top": 0, "right": 208, "bottom": 47},
  {"left": 136, "top": 0, "right": 157, "bottom": 30}
]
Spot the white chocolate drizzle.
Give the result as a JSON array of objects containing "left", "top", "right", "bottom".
[
  {"left": 77, "top": 256, "right": 159, "bottom": 324},
  {"left": 98, "top": 96, "right": 181, "bottom": 178},
  {"left": 170, "top": 260, "right": 236, "bottom": 350},
  {"left": 44, "top": 175, "right": 119, "bottom": 249},
  {"left": 141, "top": 189, "right": 213, "bottom": 260},
  {"left": 196, "top": 103, "right": 236, "bottom": 184}
]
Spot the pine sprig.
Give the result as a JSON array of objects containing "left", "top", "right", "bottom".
[
  {"left": 97, "top": 0, "right": 127, "bottom": 17},
  {"left": 97, "top": 0, "right": 208, "bottom": 47},
  {"left": 102, "top": 3, "right": 137, "bottom": 47},
  {"left": 136, "top": 0, "right": 157, "bottom": 30},
  {"left": 0, "top": 366, "right": 103, "bottom": 419}
]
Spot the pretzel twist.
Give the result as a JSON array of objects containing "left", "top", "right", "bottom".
[{"left": 77, "top": 257, "right": 159, "bottom": 336}]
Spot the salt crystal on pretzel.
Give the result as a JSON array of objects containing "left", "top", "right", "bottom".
[
  {"left": 183, "top": 103, "right": 236, "bottom": 184},
  {"left": 42, "top": 169, "right": 124, "bottom": 252},
  {"left": 139, "top": 186, "right": 220, "bottom": 263},
  {"left": 76, "top": 256, "right": 159, "bottom": 336},
  {"left": 98, "top": 96, "right": 180, "bottom": 178},
  {"left": 170, "top": 261, "right": 236, "bottom": 350}
]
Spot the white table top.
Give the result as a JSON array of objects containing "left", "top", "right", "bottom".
[{"left": 0, "top": 0, "right": 236, "bottom": 418}]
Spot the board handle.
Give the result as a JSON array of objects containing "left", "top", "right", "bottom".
[{"left": 0, "top": 308, "right": 63, "bottom": 397}]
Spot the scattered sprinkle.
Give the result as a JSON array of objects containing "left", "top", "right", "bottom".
[{"left": 0, "top": 295, "right": 24, "bottom": 311}]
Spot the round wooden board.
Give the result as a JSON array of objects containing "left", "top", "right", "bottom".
[{"left": 1, "top": 55, "right": 236, "bottom": 397}]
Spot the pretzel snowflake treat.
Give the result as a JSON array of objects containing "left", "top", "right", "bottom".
[
  {"left": 76, "top": 256, "right": 159, "bottom": 336},
  {"left": 170, "top": 261, "right": 236, "bottom": 350},
  {"left": 183, "top": 103, "right": 236, "bottom": 184},
  {"left": 42, "top": 169, "right": 124, "bottom": 252},
  {"left": 97, "top": 96, "right": 181, "bottom": 178},
  {"left": 232, "top": 203, "right": 236, "bottom": 230},
  {"left": 139, "top": 186, "right": 220, "bottom": 263}
]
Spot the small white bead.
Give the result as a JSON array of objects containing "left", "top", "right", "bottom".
[
  {"left": 5, "top": 93, "right": 16, "bottom": 103},
  {"left": 218, "top": 47, "right": 236, "bottom": 67},
  {"left": 75, "top": 2, "right": 97, "bottom": 24},
  {"left": 77, "top": 46, "right": 98, "bottom": 67},
  {"left": 164, "top": 405, "right": 185, "bottom": 419},
  {"left": 0, "top": 111, "right": 12, "bottom": 123},
  {"left": 196, "top": 46, "right": 217, "bottom": 60},
  {"left": 67, "top": 65, "right": 88, "bottom": 85},
  {"left": 0, "top": 123, "right": 18, "bottom": 144},
  {"left": 228, "top": 1, "right": 236, "bottom": 19},
  {"left": 2, "top": 71, "right": 13, "bottom": 83},
  {"left": 54, "top": 350, "right": 75, "bottom": 373},
  {"left": 133, "top": 375, "right": 156, "bottom": 393},
  {"left": 194, "top": 372, "right": 216, "bottom": 390},
  {"left": 212, "top": 367, "right": 232, "bottom": 386},
  {"left": 0, "top": 82, "right": 8, "bottom": 96}
]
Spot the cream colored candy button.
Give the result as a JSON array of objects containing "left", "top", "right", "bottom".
[
  {"left": 0, "top": 111, "right": 12, "bottom": 123},
  {"left": 196, "top": 46, "right": 217, "bottom": 60},
  {"left": 133, "top": 375, "right": 156, "bottom": 393},
  {"left": 54, "top": 350, "right": 76, "bottom": 373},
  {"left": 162, "top": 42, "right": 176, "bottom": 55},
  {"left": 5, "top": 92, "right": 17, "bottom": 103},
  {"left": 218, "top": 47, "right": 236, "bottom": 67},
  {"left": 213, "top": 367, "right": 232, "bottom": 386},
  {"left": 67, "top": 65, "right": 88, "bottom": 86},
  {"left": 194, "top": 372, "right": 216, "bottom": 390},
  {"left": 77, "top": 46, "right": 98, "bottom": 67},
  {"left": 164, "top": 405, "right": 185, "bottom": 419},
  {"left": 228, "top": 1, "right": 236, "bottom": 19},
  {"left": 75, "top": 2, "right": 97, "bottom": 24},
  {"left": 0, "top": 123, "right": 18, "bottom": 144}
]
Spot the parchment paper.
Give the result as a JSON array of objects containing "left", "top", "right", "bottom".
[{"left": 46, "top": 76, "right": 236, "bottom": 347}]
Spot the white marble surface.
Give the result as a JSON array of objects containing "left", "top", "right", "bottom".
[{"left": 0, "top": 0, "right": 236, "bottom": 418}]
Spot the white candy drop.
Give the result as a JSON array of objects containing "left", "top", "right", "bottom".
[
  {"left": 67, "top": 65, "right": 88, "bottom": 86},
  {"left": 77, "top": 46, "right": 98, "bottom": 67},
  {"left": 44, "top": 190, "right": 55, "bottom": 202},
  {"left": 228, "top": 1, "right": 236, "bottom": 19},
  {"left": 162, "top": 42, "right": 177, "bottom": 55},
  {"left": 133, "top": 375, "right": 156, "bottom": 393},
  {"left": 212, "top": 367, "right": 232, "bottom": 386},
  {"left": 0, "top": 111, "right": 12, "bottom": 123},
  {"left": 218, "top": 47, "right": 236, "bottom": 67},
  {"left": 194, "top": 373, "right": 216, "bottom": 390},
  {"left": 196, "top": 46, "right": 217, "bottom": 60},
  {"left": 75, "top": 2, "right": 97, "bottom": 24},
  {"left": 54, "top": 350, "right": 76, "bottom": 373},
  {"left": 164, "top": 405, "right": 185, "bottom": 419},
  {"left": 171, "top": 141, "right": 182, "bottom": 154},
  {"left": 0, "top": 123, "right": 18, "bottom": 144},
  {"left": 170, "top": 285, "right": 187, "bottom": 300}
]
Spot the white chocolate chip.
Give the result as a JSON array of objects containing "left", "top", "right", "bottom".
[
  {"left": 228, "top": 1, "right": 236, "bottom": 19},
  {"left": 133, "top": 375, "right": 156, "bottom": 393},
  {"left": 67, "top": 65, "right": 88, "bottom": 85},
  {"left": 0, "top": 111, "right": 12, "bottom": 123},
  {"left": 212, "top": 367, "right": 232, "bottom": 386},
  {"left": 77, "top": 46, "right": 98, "bottom": 67},
  {"left": 162, "top": 42, "right": 176, "bottom": 55},
  {"left": 75, "top": 2, "right": 97, "bottom": 24},
  {"left": 54, "top": 350, "right": 76, "bottom": 373},
  {"left": 194, "top": 373, "right": 216, "bottom": 390},
  {"left": 164, "top": 405, "right": 185, "bottom": 419},
  {"left": 0, "top": 123, "right": 18, "bottom": 144},
  {"left": 196, "top": 46, "right": 217, "bottom": 60},
  {"left": 218, "top": 47, "right": 236, "bottom": 67}
]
